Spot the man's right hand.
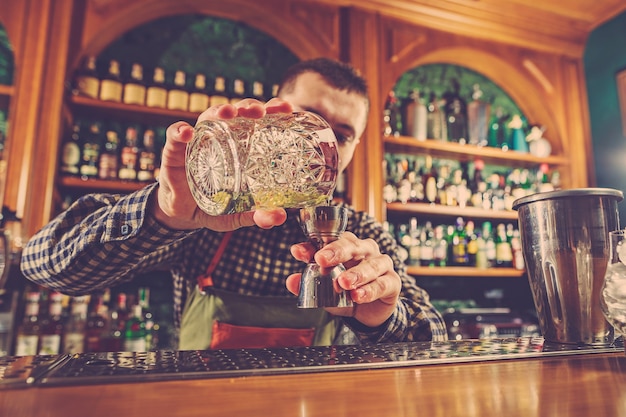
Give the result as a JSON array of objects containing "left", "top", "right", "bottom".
[{"left": 151, "top": 98, "right": 293, "bottom": 231}]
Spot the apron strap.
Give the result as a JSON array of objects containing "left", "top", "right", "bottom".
[{"left": 197, "top": 231, "right": 233, "bottom": 293}]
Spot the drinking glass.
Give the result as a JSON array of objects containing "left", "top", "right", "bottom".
[
  {"left": 186, "top": 111, "right": 339, "bottom": 215},
  {"left": 600, "top": 229, "right": 626, "bottom": 348}
]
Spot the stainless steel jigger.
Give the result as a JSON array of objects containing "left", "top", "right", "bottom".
[{"left": 297, "top": 206, "right": 353, "bottom": 309}]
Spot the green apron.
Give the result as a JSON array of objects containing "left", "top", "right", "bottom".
[{"left": 179, "top": 286, "right": 339, "bottom": 350}]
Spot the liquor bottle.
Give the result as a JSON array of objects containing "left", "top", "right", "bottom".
[
  {"left": 118, "top": 125, "right": 139, "bottom": 180},
  {"left": 481, "top": 221, "right": 496, "bottom": 268},
  {"left": 229, "top": 78, "right": 246, "bottom": 104},
  {"left": 146, "top": 67, "right": 168, "bottom": 108},
  {"left": 467, "top": 84, "right": 490, "bottom": 146},
  {"left": 79, "top": 121, "right": 103, "bottom": 179},
  {"left": 432, "top": 225, "right": 448, "bottom": 267},
  {"left": 14, "top": 291, "right": 41, "bottom": 356},
  {"left": 508, "top": 114, "right": 529, "bottom": 153},
  {"left": 188, "top": 73, "right": 210, "bottom": 113},
  {"left": 383, "top": 91, "right": 402, "bottom": 137},
  {"left": 60, "top": 121, "right": 83, "bottom": 177},
  {"left": 138, "top": 287, "right": 156, "bottom": 350},
  {"left": 73, "top": 55, "right": 100, "bottom": 99},
  {"left": 511, "top": 229, "right": 525, "bottom": 270},
  {"left": 475, "top": 231, "right": 488, "bottom": 269},
  {"left": 62, "top": 295, "right": 89, "bottom": 354},
  {"left": 451, "top": 217, "right": 469, "bottom": 266},
  {"left": 137, "top": 128, "right": 157, "bottom": 182},
  {"left": 419, "top": 221, "right": 435, "bottom": 267},
  {"left": 85, "top": 293, "right": 108, "bottom": 352},
  {"left": 124, "top": 304, "right": 146, "bottom": 352},
  {"left": 99, "top": 59, "right": 123, "bottom": 102},
  {"left": 122, "top": 63, "right": 146, "bottom": 106},
  {"left": 426, "top": 92, "right": 447, "bottom": 141},
  {"left": 167, "top": 70, "right": 189, "bottom": 111},
  {"left": 403, "top": 89, "right": 427, "bottom": 141},
  {"left": 423, "top": 155, "right": 438, "bottom": 204},
  {"left": 487, "top": 107, "right": 506, "bottom": 148},
  {"left": 251, "top": 81, "right": 265, "bottom": 101},
  {"left": 465, "top": 220, "right": 478, "bottom": 267},
  {"left": 443, "top": 79, "right": 468, "bottom": 144},
  {"left": 98, "top": 122, "right": 121, "bottom": 180},
  {"left": 495, "top": 223, "right": 513, "bottom": 268},
  {"left": 38, "top": 291, "right": 65, "bottom": 355},
  {"left": 209, "top": 75, "right": 230, "bottom": 106},
  {"left": 394, "top": 223, "right": 410, "bottom": 264},
  {"left": 407, "top": 217, "right": 421, "bottom": 266}
]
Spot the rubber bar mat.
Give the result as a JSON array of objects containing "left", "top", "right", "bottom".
[{"left": 1, "top": 337, "right": 622, "bottom": 389}]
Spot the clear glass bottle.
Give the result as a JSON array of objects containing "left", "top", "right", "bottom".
[
  {"left": 403, "top": 89, "right": 427, "bottom": 141},
  {"left": 186, "top": 111, "right": 339, "bottom": 215}
]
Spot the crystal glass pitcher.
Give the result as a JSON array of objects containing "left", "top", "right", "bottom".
[{"left": 186, "top": 111, "right": 339, "bottom": 215}]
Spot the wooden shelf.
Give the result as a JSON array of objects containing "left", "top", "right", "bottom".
[
  {"left": 0, "top": 84, "right": 14, "bottom": 97},
  {"left": 69, "top": 95, "right": 199, "bottom": 125},
  {"left": 59, "top": 176, "right": 150, "bottom": 193},
  {"left": 406, "top": 265, "right": 525, "bottom": 278},
  {"left": 386, "top": 202, "right": 519, "bottom": 220},
  {"left": 384, "top": 135, "right": 570, "bottom": 168}
]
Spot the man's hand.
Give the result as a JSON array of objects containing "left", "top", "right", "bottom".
[
  {"left": 286, "top": 232, "right": 401, "bottom": 328},
  {"left": 151, "top": 98, "right": 294, "bottom": 231}
]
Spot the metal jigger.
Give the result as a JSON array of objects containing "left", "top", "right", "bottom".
[{"left": 297, "top": 206, "right": 353, "bottom": 309}]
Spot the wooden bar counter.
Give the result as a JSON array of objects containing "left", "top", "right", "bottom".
[{"left": 1, "top": 339, "right": 625, "bottom": 417}]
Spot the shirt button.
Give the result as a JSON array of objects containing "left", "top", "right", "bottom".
[{"left": 120, "top": 224, "right": 132, "bottom": 235}]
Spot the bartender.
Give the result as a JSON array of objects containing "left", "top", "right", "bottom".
[{"left": 20, "top": 57, "right": 447, "bottom": 349}]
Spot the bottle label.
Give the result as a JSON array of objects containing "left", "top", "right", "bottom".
[
  {"left": 209, "top": 95, "right": 229, "bottom": 107},
  {"left": 63, "top": 332, "right": 85, "bottom": 354},
  {"left": 496, "top": 242, "right": 513, "bottom": 262},
  {"left": 146, "top": 87, "right": 167, "bottom": 108},
  {"left": 98, "top": 153, "right": 119, "bottom": 180},
  {"left": 189, "top": 93, "right": 210, "bottom": 113},
  {"left": 39, "top": 334, "right": 61, "bottom": 355},
  {"left": 15, "top": 335, "right": 39, "bottom": 356},
  {"left": 167, "top": 90, "right": 189, "bottom": 111},
  {"left": 124, "top": 338, "right": 147, "bottom": 352},
  {"left": 425, "top": 177, "right": 437, "bottom": 203},
  {"left": 76, "top": 76, "right": 100, "bottom": 99},
  {"left": 99, "top": 80, "right": 123, "bottom": 102},
  {"left": 123, "top": 84, "right": 146, "bottom": 105},
  {"left": 61, "top": 142, "right": 81, "bottom": 173}
]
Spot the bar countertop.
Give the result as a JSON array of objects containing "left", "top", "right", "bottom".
[{"left": 1, "top": 338, "right": 625, "bottom": 417}]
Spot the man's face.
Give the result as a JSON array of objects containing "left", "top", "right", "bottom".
[{"left": 278, "top": 72, "right": 369, "bottom": 174}]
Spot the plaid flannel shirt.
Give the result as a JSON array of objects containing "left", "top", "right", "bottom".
[{"left": 21, "top": 183, "right": 447, "bottom": 344}]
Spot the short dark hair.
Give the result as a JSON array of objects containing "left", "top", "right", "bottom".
[{"left": 279, "top": 57, "right": 369, "bottom": 106}]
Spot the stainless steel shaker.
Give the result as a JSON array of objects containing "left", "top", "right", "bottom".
[{"left": 513, "top": 188, "right": 623, "bottom": 345}]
